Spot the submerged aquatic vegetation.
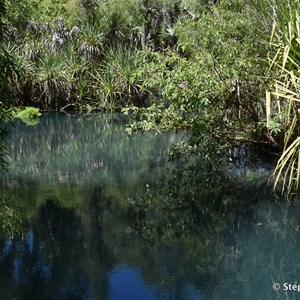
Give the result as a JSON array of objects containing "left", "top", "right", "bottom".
[{"left": 12, "top": 106, "right": 41, "bottom": 125}]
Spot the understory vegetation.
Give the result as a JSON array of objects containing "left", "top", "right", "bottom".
[
  {"left": 0, "top": 0, "right": 14, "bottom": 170},
  {"left": 0, "top": 0, "right": 300, "bottom": 196}
]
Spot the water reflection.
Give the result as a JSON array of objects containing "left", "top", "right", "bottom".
[
  {"left": 4, "top": 112, "right": 178, "bottom": 186},
  {"left": 109, "top": 267, "right": 162, "bottom": 300},
  {"left": 109, "top": 266, "right": 203, "bottom": 300},
  {"left": 0, "top": 113, "right": 299, "bottom": 300}
]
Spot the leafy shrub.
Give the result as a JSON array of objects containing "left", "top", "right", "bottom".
[
  {"left": 125, "top": 0, "right": 270, "bottom": 154},
  {"left": 0, "top": 0, "right": 15, "bottom": 170}
]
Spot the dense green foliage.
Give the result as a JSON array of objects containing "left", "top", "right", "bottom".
[
  {"left": 0, "top": 0, "right": 21, "bottom": 237},
  {"left": 124, "top": 1, "right": 271, "bottom": 160},
  {"left": 3, "top": 0, "right": 270, "bottom": 117},
  {"left": 0, "top": 0, "right": 14, "bottom": 171}
]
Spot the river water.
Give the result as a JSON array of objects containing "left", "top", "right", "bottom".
[{"left": 0, "top": 113, "right": 299, "bottom": 300}]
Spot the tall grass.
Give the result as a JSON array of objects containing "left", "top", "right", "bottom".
[{"left": 267, "top": 1, "right": 300, "bottom": 197}]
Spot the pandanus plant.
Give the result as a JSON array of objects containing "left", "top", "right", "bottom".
[
  {"left": 35, "top": 51, "right": 70, "bottom": 108},
  {"left": 89, "top": 65, "right": 122, "bottom": 111},
  {"left": 80, "top": 26, "right": 104, "bottom": 60},
  {"left": 2, "top": 42, "right": 34, "bottom": 106},
  {"left": 103, "top": 46, "right": 144, "bottom": 105}
]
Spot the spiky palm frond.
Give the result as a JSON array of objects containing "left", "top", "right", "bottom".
[
  {"left": 2, "top": 42, "right": 34, "bottom": 104},
  {"left": 24, "top": 40, "right": 43, "bottom": 61},
  {"left": 80, "top": 26, "right": 104, "bottom": 60},
  {"left": 103, "top": 46, "right": 143, "bottom": 103},
  {"left": 89, "top": 66, "right": 122, "bottom": 110},
  {"left": 76, "top": 75, "right": 90, "bottom": 102},
  {"left": 38, "top": 52, "right": 69, "bottom": 81},
  {"left": 34, "top": 52, "right": 71, "bottom": 108},
  {"left": 2, "top": 42, "right": 32, "bottom": 78},
  {"left": 63, "top": 42, "right": 85, "bottom": 77}
]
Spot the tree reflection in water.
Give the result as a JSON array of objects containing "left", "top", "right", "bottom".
[{"left": 0, "top": 113, "right": 299, "bottom": 300}]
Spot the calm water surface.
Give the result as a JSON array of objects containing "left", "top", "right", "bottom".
[{"left": 0, "top": 113, "right": 299, "bottom": 300}]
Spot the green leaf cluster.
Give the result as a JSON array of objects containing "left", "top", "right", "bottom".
[{"left": 125, "top": 0, "right": 270, "bottom": 154}]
